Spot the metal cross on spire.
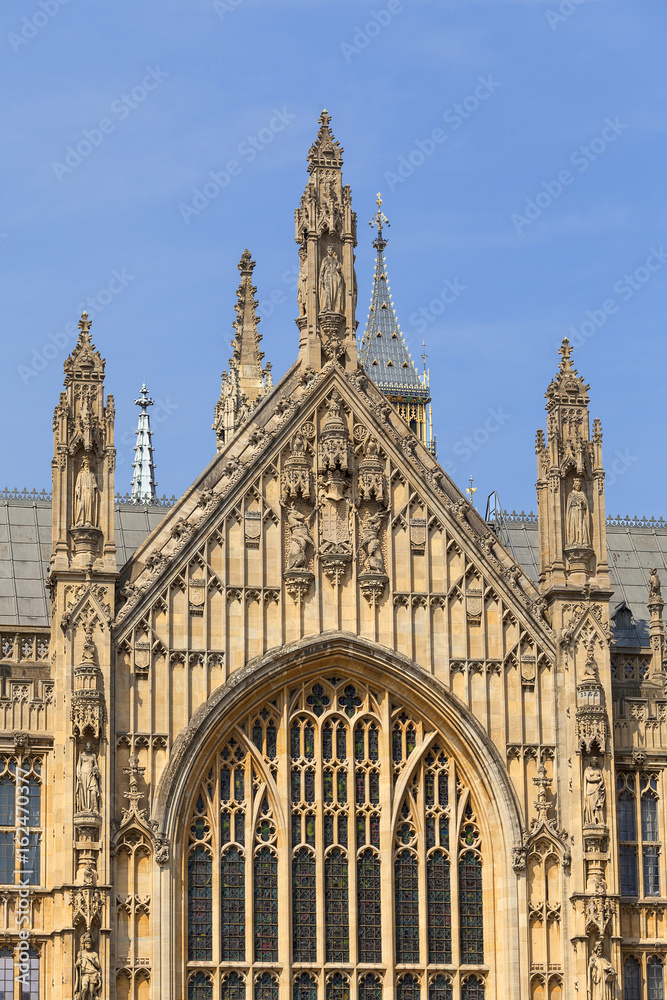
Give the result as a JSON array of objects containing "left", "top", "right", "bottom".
[
  {"left": 369, "top": 192, "right": 389, "bottom": 251},
  {"left": 466, "top": 475, "right": 477, "bottom": 507}
]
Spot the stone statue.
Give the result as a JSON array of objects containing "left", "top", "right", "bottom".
[
  {"left": 74, "top": 456, "right": 99, "bottom": 527},
  {"left": 649, "top": 567, "right": 661, "bottom": 598},
  {"left": 286, "top": 508, "right": 314, "bottom": 570},
  {"left": 565, "top": 477, "right": 591, "bottom": 549},
  {"left": 76, "top": 742, "right": 101, "bottom": 815},
  {"left": 74, "top": 932, "right": 102, "bottom": 1000},
  {"left": 297, "top": 250, "right": 307, "bottom": 316},
  {"left": 583, "top": 757, "right": 606, "bottom": 826},
  {"left": 319, "top": 246, "right": 344, "bottom": 313},
  {"left": 588, "top": 939, "right": 616, "bottom": 1000},
  {"left": 360, "top": 512, "right": 385, "bottom": 574}
]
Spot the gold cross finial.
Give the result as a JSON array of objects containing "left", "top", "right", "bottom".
[
  {"left": 421, "top": 341, "right": 428, "bottom": 372},
  {"left": 466, "top": 475, "right": 477, "bottom": 507},
  {"left": 369, "top": 192, "right": 389, "bottom": 249}
]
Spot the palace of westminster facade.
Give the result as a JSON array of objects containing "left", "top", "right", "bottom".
[{"left": 1, "top": 112, "right": 666, "bottom": 999}]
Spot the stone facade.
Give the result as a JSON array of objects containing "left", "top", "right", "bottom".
[{"left": 0, "top": 111, "right": 665, "bottom": 1000}]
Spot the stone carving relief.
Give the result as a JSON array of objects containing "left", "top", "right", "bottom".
[
  {"left": 74, "top": 931, "right": 102, "bottom": 1000},
  {"left": 76, "top": 742, "right": 101, "bottom": 817},
  {"left": 583, "top": 757, "right": 606, "bottom": 827}
]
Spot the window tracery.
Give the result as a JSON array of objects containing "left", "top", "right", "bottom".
[
  {"left": 184, "top": 677, "right": 486, "bottom": 995},
  {"left": 618, "top": 772, "right": 661, "bottom": 898}
]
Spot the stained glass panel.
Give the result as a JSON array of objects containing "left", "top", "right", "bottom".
[
  {"left": 188, "top": 845, "right": 212, "bottom": 961},
  {"left": 255, "top": 973, "right": 279, "bottom": 1000},
  {"left": 459, "top": 852, "right": 483, "bottom": 964},
  {"left": 397, "top": 975, "right": 420, "bottom": 1000},
  {"left": 293, "top": 848, "right": 317, "bottom": 963},
  {"left": 326, "top": 973, "right": 350, "bottom": 1000},
  {"left": 325, "top": 848, "right": 349, "bottom": 963},
  {"left": 254, "top": 847, "right": 278, "bottom": 963},
  {"left": 428, "top": 975, "right": 453, "bottom": 1000},
  {"left": 395, "top": 850, "right": 419, "bottom": 963},
  {"left": 461, "top": 976, "right": 484, "bottom": 1000},
  {"left": 221, "top": 847, "right": 245, "bottom": 961},
  {"left": 189, "top": 972, "right": 213, "bottom": 1000},
  {"left": 357, "top": 849, "right": 381, "bottom": 963},
  {"left": 222, "top": 973, "right": 246, "bottom": 1000},
  {"left": 294, "top": 974, "right": 317, "bottom": 1000},
  {"left": 359, "top": 974, "right": 382, "bottom": 1000},
  {"left": 427, "top": 850, "right": 451, "bottom": 964}
]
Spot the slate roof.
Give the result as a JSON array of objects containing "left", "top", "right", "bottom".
[
  {"left": 0, "top": 495, "right": 173, "bottom": 626},
  {"left": 359, "top": 242, "right": 429, "bottom": 399},
  {"left": 501, "top": 513, "right": 667, "bottom": 647}
]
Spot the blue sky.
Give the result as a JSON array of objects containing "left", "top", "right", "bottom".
[{"left": 1, "top": 0, "right": 666, "bottom": 519}]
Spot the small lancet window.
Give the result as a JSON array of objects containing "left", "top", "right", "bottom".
[
  {"left": 371, "top": 360, "right": 379, "bottom": 366},
  {"left": 402, "top": 362, "right": 409, "bottom": 368},
  {"left": 387, "top": 361, "right": 394, "bottom": 367},
  {"left": 391, "top": 333, "right": 398, "bottom": 339},
  {"left": 376, "top": 331, "right": 382, "bottom": 337},
  {"left": 381, "top": 303, "right": 388, "bottom": 309}
]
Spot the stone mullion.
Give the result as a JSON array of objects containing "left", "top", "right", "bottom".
[
  {"left": 380, "top": 696, "right": 395, "bottom": 1000},
  {"left": 349, "top": 746, "right": 359, "bottom": 973},
  {"left": 245, "top": 749, "right": 255, "bottom": 985},
  {"left": 224, "top": 516, "right": 231, "bottom": 683},
  {"left": 212, "top": 764, "right": 221, "bottom": 976}
]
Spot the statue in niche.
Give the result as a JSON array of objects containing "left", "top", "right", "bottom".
[
  {"left": 74, "top": 931, "right": 102, "bottom": 1000},
  {"left": 359, "top": 512, "right": 386, "bottom": 574},
  {"left": 588, "top": 939, "right": 617, "bottom": 1000},
  {"left": 583, "top": 757, "right": 606, "bottom": 826},
  {"left": 566, "top": 476, "right": 591, "bottom": 548},
  {"left": 297, "top": 249, "right": 307, "bottom": 316},
  {"left": 319, "top": 246, "right": 344, "bottom": 313},
  {"left": 286, "top": 507, "right": 314, "bottom": 570},
  {"left": 649, "top": 567, "right": 661, "bottom": 598},
  {"left": 76, "top": 742, "right": 101, "bottom": 815},
  {"left": 74, "top": 456, "right": 99, "bottom": 527}
]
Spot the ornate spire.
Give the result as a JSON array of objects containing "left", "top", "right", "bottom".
[
  {"left": 360, "top": 195, "right": 434, "bottom": 452},
  {"left": 294, "top": 111, "right": 358, "bottom": 372},
  {"left": 213, "top": 250, "right": 272, "bottom": 451},
  {"left": 130, "top": 384, "right": 157, "bottom": 503}
]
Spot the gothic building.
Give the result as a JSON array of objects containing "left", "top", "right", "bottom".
[{"left": 1, "top": 110, "right": 666, "bottom": 1000}]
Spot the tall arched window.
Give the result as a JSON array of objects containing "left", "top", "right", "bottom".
[
  {"left": 184, "top": 677, "right": 487, "bottom": 995},
  {"left": 624, "top": 957, "right": 641, "bottom": 1000}
]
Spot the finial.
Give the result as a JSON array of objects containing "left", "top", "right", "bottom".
[
  {"left": 558, "top": 338, "right": 572, "bottom": 370},
  {"left": 319, "top": 108, "right": 331, "bottom": 128},
  {"left": 466, "top": 475, "right": 477, "bottom": 507},
  {"left": 135, "top": 384, "right": 154, "bottom": 412},
  {"left": 369, "top": 191, "right": 389, "bottom": 251},
  {"left": 78, "top": 312, "right": 92, "bottom": 337},
  {"left": 239, "top": 248, "right": 255, "bottom": 275},
  {"left": 421, "top": 341, "right": 428, "bottom": 373}
]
